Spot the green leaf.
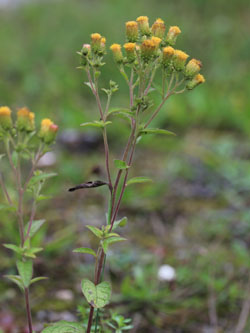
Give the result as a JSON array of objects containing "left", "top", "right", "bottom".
[
  {"left": 114, "top": 159, "right": 129, "bottom": 170},
  {"left": 25, "top": 219, "right": 46, "bottom": 238},
  {"left": 126, "top": 176, "right": 153, "bottom": 186},
  {"left": 4, "top": 275, "right": 24, "bottom": 291},
  {"left": 36, "top": 195, "right": 52, "bottom": 202},
  {"left": 107, "top": 108, "right": 134, "bottom": 120},
  {"left": 29, "top": 173, "right": 57, "bottom": 186},
  {"left": 3, "top": 243, "right": 22, "bottom": 254},
  {"left": 80, "top": 120, "right": 112, "bottom": 128},
  {"left": 86, "top": 225, "right": 103, "bottom": 238},
  {"left": 112, "top": 217, "right": 128, "bottom": 230},
  {"left": 81, "top": 279, "right": 111, "bottom": 308},
  {"left": 73, "top": 247, "right": 96, "bottom": 257},
  {"left": 42, "top": 320, "right": 85, "bottom": 333},
  {"left": 23, "top": 247, "right": 43, "bottom": 259},
  {"left": 16, "top": 260, "right": 33, "bottom": 288},
  {"left": 102, "top": 237, "right": 126, "bottom": 254},
  {"left": 30, "top": 277, "right": 48, "bottom": 285},
  {"left": 84, "top": 81, "right": 95, "bottom": 91},
  {"left": 0, "top": 154, "right": 5, "bottom": 160},
  {"left": 139, "top": 128, "right": 176, "bottom": 136}
]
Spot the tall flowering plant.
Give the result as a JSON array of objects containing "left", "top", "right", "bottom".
[
  {"left": 42, "top": 16, "right": 205, "bottom": 332},
  {"left": 0, "top": 106, "right": 58, "bottom": 332}
]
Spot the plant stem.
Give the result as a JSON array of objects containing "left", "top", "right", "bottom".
[
  {"left": 24, "top": 288, "right": 33, "bottom": 333},
  {"left": 0, "top": 172, "right": 13, "bottom": 205}
]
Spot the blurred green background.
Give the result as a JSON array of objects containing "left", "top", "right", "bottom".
[{"left": 1, "top": 0, "right": 250, "bottom": 332}]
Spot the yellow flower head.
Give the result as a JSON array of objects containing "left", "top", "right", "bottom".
[
  {"left": 91, "top": 33, "right": 102, "bottom": 42},
  {"left": 155, "top": 18, "right": 164, "bottom": 24},
  {"left": 0, "top": 106, "right": 12, "bottom": 130},
  {"left": 101, "top": 37, "right": 106, "bottom": 46},
  {"left": 166, "top": 26, "right": 181, "bottom": 45},
  {"left": 185, "top": 58, "right": 202, "bottom": 78},
  {"left": 110, "top": 44, "right": 123, "bottom": 63},
  {"left": 41, "top": 118, "right": 53, "bottom": 130},
  {"left": 110, "top": 43, "right": 121, "bottom": 52},
  {"left": 0, "top": 106, "right": 11, "bottom": 116},
  {"left": 136, "top": 16, "right": 149, "bottom": 24},
  {"left": 125, "top": 21, "right": 138, "bottom": 42},
  {"left": 136, "top": 16, "right": 150, "bottom": 35},
  {"left": 39, "top": 118, "right": 58, "bottom": 144},
  {"left": 151, "top": 36, "right": 162, "bottom": 48},
  {"left": 17, "top": 107, "right": 35, "bottom": 132},
  {"left": 124, "top": 43, "right": 136, "bottom": 62},
  {"left": 162, "top": 46, "right": 175, "bottom": 67},
  {"left": 173, "top": 50, "right": 189, "bottom": 71},
  {"left": 163, "top": 46, "right": 175, "bottom": 56},
  {"left": 17, "top": 107, "right": 30, "bottom": 117},
  {"left": 91, "top": 33, "right": 103, "bottom": 53},
  {"left": 141, "top": 39, "right": 157, "bottom": 62},
  {"left": 174, "top": 50, "right": 189, "bottom": 61},
  {"left": 187, "top": 73, "right": 205, "bottom": 90},
  {"left": 169, "top": 26, "right": 181, "bottom": 35},
  {"left": 124, "top": 42, "right": 136, "bottom": 52},
  {"left": 152, "top": 18, "right": 165, "bottom": 38},
  {"left": 195, "top": 74, "right": 205, "bottom": 84}
]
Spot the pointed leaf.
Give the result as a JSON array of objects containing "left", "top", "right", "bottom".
[
  {"left": 73, "top": 247, "right": 96, "bottom": 257},
  {"left": 25, "top": 219, "right": 46, "bottom": 238},
  {"left": 140, "top": 128, "right": 176, "bottom": 136},
  {"left": 42, "top": 320, "right": 84, "bottom": 333},
  {"left": 30, "top": 277, "right": 48, "bottom": 285},
  {"left": 80, "top": 120, "right": 112, "bottom": 128},
  {"left": 107, "top": 108, "right": 134, "bottom": 121},
  {"left": 4, "top": 275, "right": 24, "bottom": 291},
  {"left": 126, "top": 177, "right": 153, "bottom": 186},
  {"left": 16, "top": 260, "right": 33, "bottom": 288},
  {"left": 81, "top": 279, "right": 111, "bottom": 308},
  {"left": 102, "top": 237, "right": 126, "bottom": 254},
  {"left": 114, "top": 159, "right": 129, "bottom": 170},
  {"left": 84, "top": 81, "right": 95, "bottom": 91},
  {"left": 112, "top": 217, "right": 128, "bottom": 230},
  {"left": 86, "top": 225, "right": 103, "bottom": 238},
  {"left": 3, "top": 244, "right": 22, "bottom": 254},
  {"left": 29, "top": 173, "right": 57, "bottom": 186},
  {"left": 23, "top": 247, "right": 43, "bottom": 258}
]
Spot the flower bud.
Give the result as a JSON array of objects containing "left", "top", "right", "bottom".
[
  {"left": 166, "top": 26, "right": 181, "bottom": 46},
  {"left": 124, "top": 43, "right": 136, "bottom": 63},
  {"left": 39, "top": 118, "right": 58, "bottom": 144},
  {"left": 186, "top": 74, "right": 205, "bottom": 90},
  {"left": 101, "top": 37, "right": 106, "bottom": 50},
  {"left": 0, "top": 106, "right": 12, "bottom": 130},
  {"left": 185, "top": 58, "right": 202, "bottom": 78},
  {"left": 91, "top": 33, "right": 102, "bottom": 53},
  {"left": 173, "top": 49, "right": 189, "bottom": 71},
  {"left": 136, "top": 16, "right": 150, "bottom": 35},
  {"left": 162, "top": 46, "right": 175, "bottom": 67},
  {"left": 125, "top": 21, "right": 138, "bottom": 42},
  {"left": 17, "top": 107, "right": 35, "bottom": 132},
  {"left": 110, "top": 44, "right": 123, "bottom": 63},
  {"left": 151, "top": 36, "right": 162, "bottom": 49},
  {"left": 151, "top": 18, "right": 166, "bottom": 39},
  {"left": 141, "top": 39, "right": 157, "bottom": 62},
  {"left": 81, "top": 43, "right": 91, "bottom": 56}
]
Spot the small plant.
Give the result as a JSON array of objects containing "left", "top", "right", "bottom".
[
  {"left": 0, "top": 106, "right": 58, "bottom": 332},
  {"left": 73, "top": 16, "right": 205, "bottom": 332},
  {"left": 42, "top": 16, "right": 204, "bottom": 332}
]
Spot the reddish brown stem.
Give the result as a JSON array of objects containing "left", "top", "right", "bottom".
[{"left": 24, "top": 288, "right": 33, "bottom": 333}]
